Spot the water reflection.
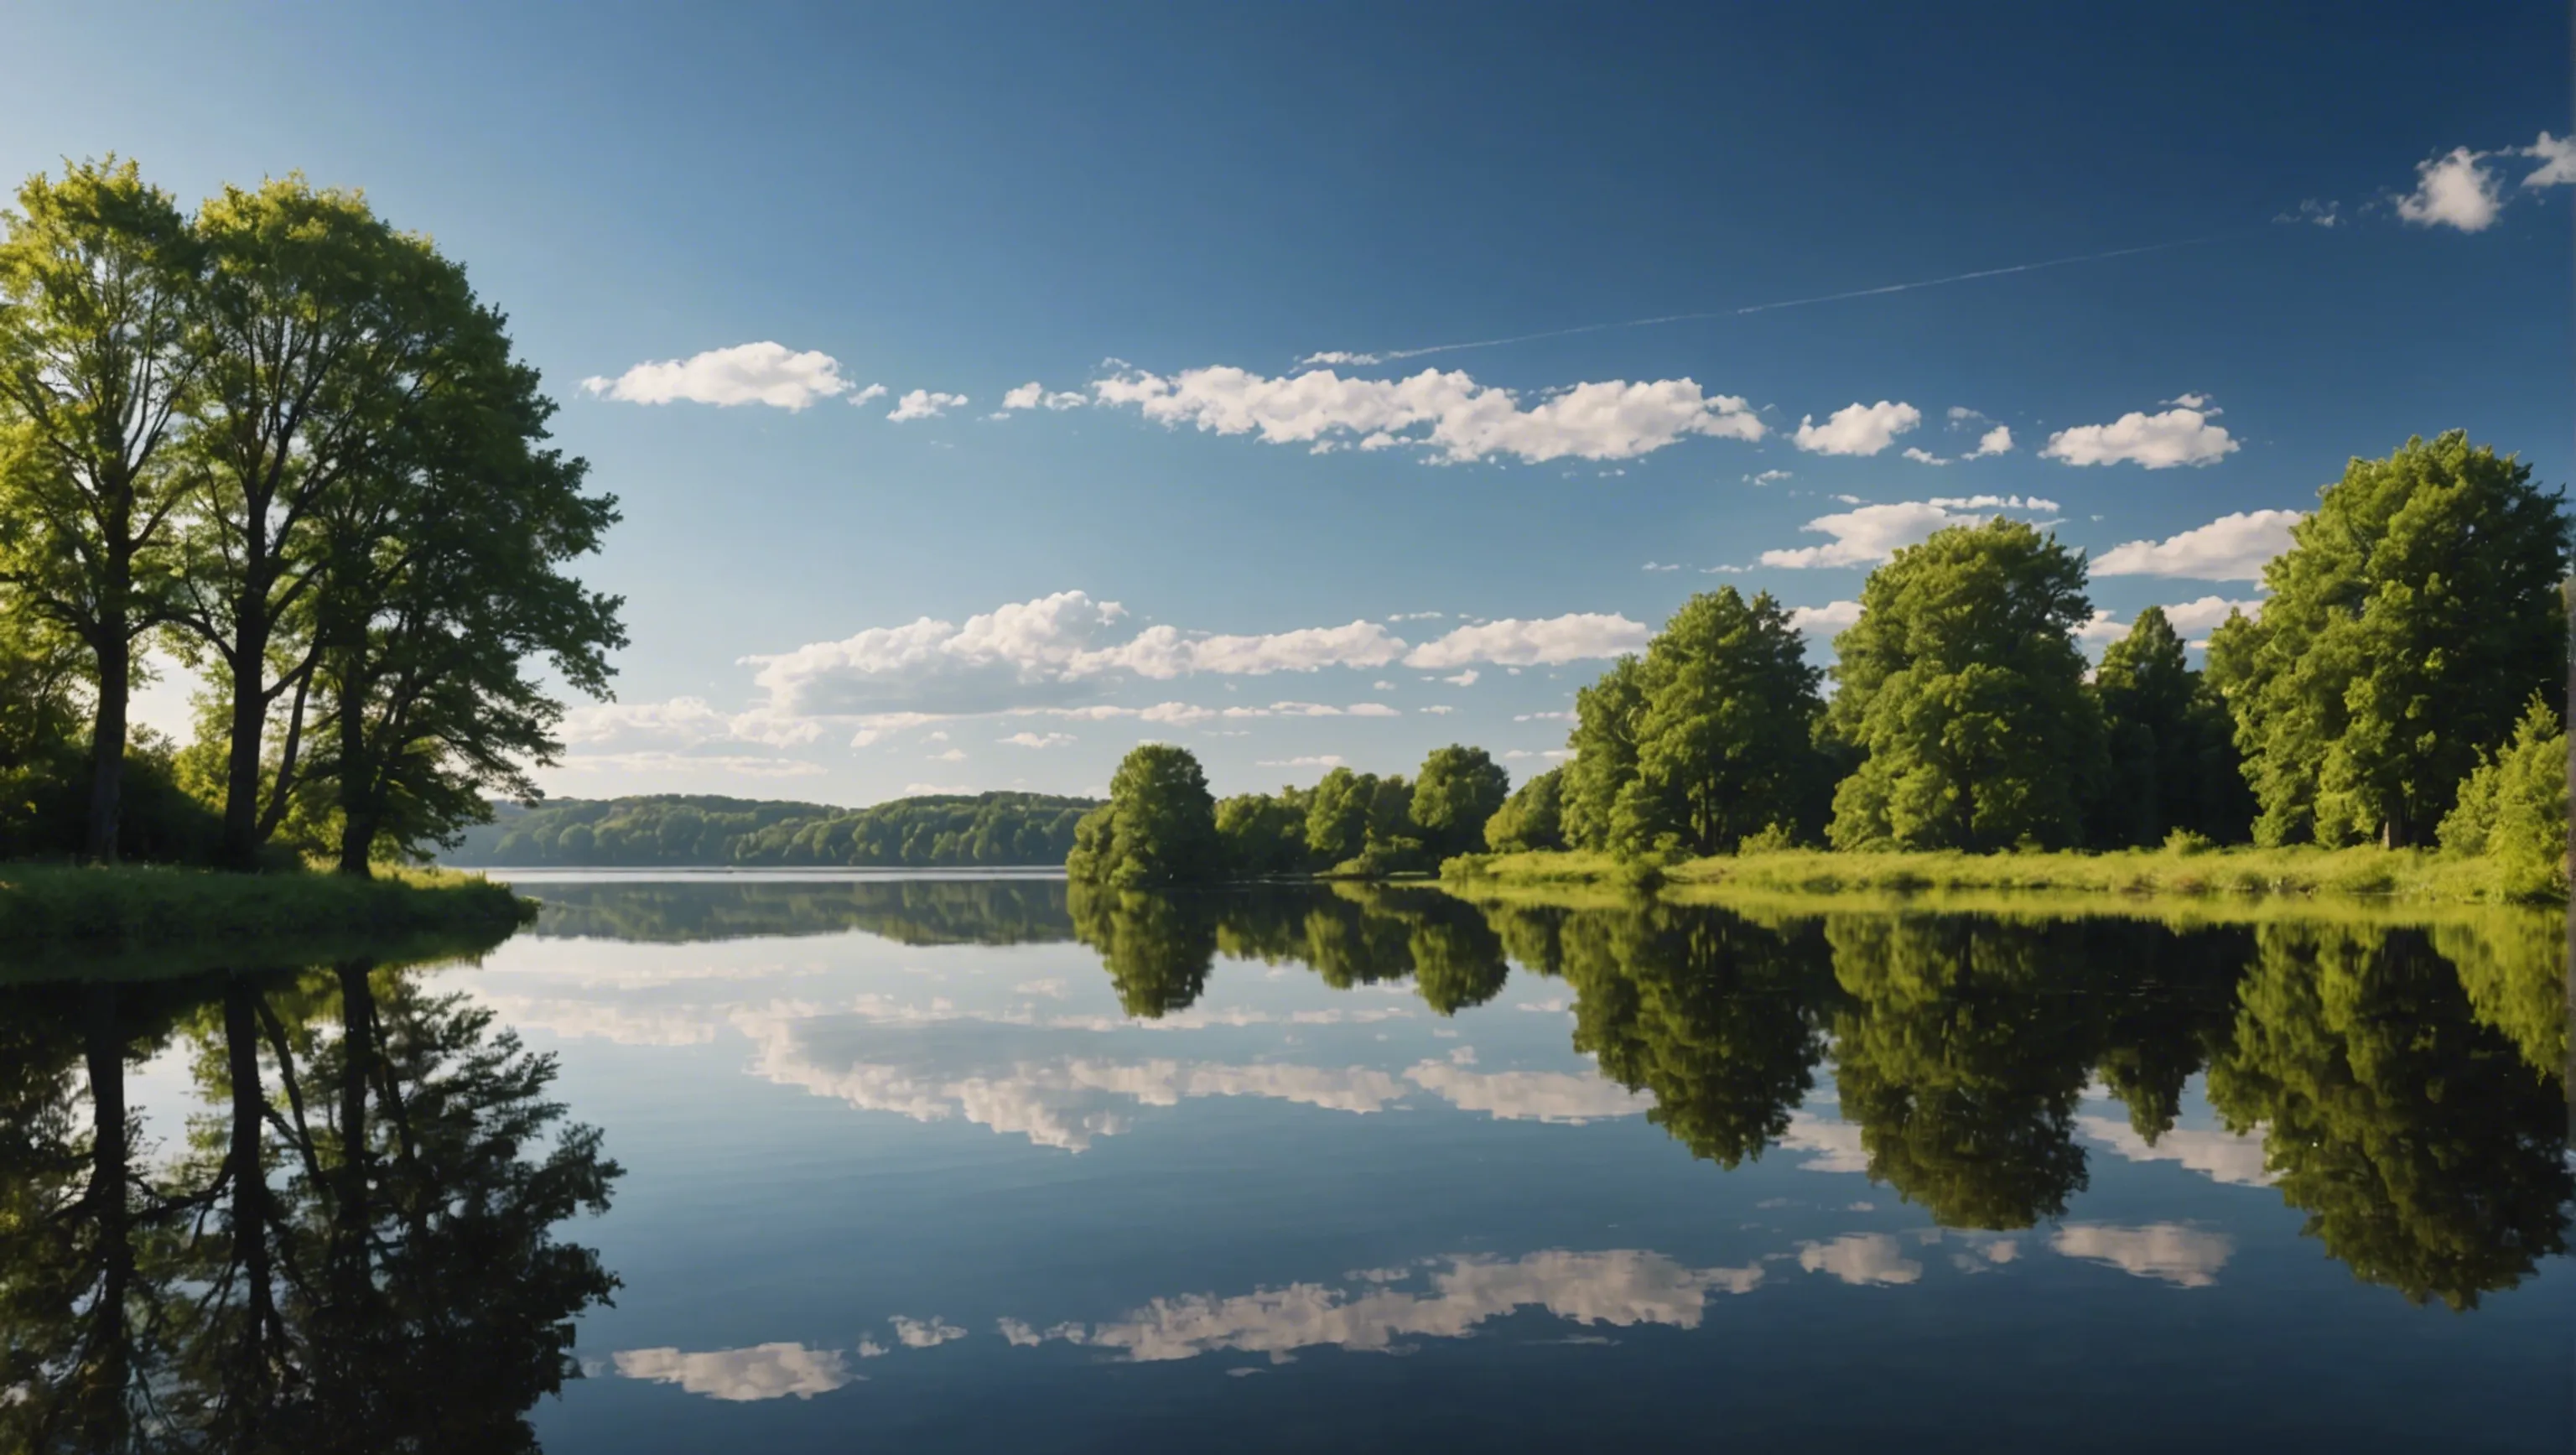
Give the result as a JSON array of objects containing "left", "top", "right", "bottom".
[{"left": 0, "top": 959, "right": 620, "bottom": 1452}]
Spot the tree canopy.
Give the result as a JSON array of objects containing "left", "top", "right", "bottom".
[
  {"left": 1825, "top": 518, "right": 2103, "bottom": 850},
  {"left": 1067, "top": 744, "right": 1222, "bottom": 888},
  {"left": 2207, "top": 432, "right": 2570, "bottom": 848}
]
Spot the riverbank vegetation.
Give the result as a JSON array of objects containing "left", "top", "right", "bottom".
[
  {"left": 0, "top": 157, "right": 623, "bottom": 892},
  {"left": 1072, "top": 433, "right": 2570, "bottom": 902},
  {"left": 443, "top": 791, "right": 1097, "bottom": 868},
  {"left": 0, "top": 861, "right": 527, "bottom": 961}
]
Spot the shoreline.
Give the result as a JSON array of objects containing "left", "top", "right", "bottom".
[{"left": 0, "top": 863, "right": 532, "bottom": 969}]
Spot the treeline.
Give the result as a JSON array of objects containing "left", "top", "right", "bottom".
[
  {"left": 1066, "top": 881, "right": 2564, "bottom": 1308},
  {"left": 1072, "top": 434, "right": 2569, "bottom": 894},
  {"left": 0, "top": 158, "right": 621, "bottom": 875},
  {"left": 446, "top": 792, "right": 1098, "bottom": 868}
]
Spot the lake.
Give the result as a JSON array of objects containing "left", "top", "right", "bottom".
[{"left": 3, "top": 873, "right": 2568, "bottom": 1452}]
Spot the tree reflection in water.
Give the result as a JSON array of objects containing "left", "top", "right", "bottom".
[
  {"left": 1058, "top": 881, "right": 2568, "bottom": 1309},
  {"left": 0, "top": 959, "right": 621, "bottom": 1453}
]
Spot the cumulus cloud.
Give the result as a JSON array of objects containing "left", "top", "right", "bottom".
[
  {"left": 2075, "top": 1115, "right": 2272, "bottom": 1187},
  {"left": 1787, "top": 600, "right": 1862, "bottom": 634},
  {"left": 560, "top": 696, "right": 822, "bottom": 749},
  {"left": 1901, "top": 447, "right": 1948, "bottom": 465},
  {"left": 890, "top": 1316, "right": 969, "bottom": 1349},
  {"left": 2042, "top": 405, "right": 2237, "bottom": 469},
  {"left": 1401, "top": 1062, "right": 1650, "bottom": 1122},
  {"left": 1092, "top": 364, "right": 1764, "bottom": 464},
  {"left": 1759, "top": 496, "right": 2056, "bottom": 569},
  {"left": 1746, "top": 469, "right": 1793, "bottom": 486},
  {"left": 1441, "top": 669, "right": 1480, "bottom": 687},
  {"left": 615, "top": 1343, "right": 855, "bottom": 1402},
  {"left": 2396, "top": 146, "right": 2503, "bottom": 231},
  {"left": 583, "top": 342, "right": 854, "bottom": 410},
  {"left": 888, "top": 389, "right": 969, "bottom": 422},
  {"left": 1404, "top": 613, "right": 1650, "bottom": 668},
  {"left": 1795, "top": 1234, "right": 1922, "bottom": 1286},
  {"left": 2050, "top": 1223, "right": 2234, "bottom": 1287},
  {"left": 2521, "top": 131, "right": 2576, "bottom": 188},
  {"left": 1965, "top": 425, "right": 2013, "bottom": 459},
  {"left": 2093, "top": 510, "right": 2298, "bottom": 581},
  {"left": 1778, "top": 1109, "right": 1869, "bottom": 1173},
  {"left": 1792, "top": 400, "right": 1920, "bottom": 456},
  {"left": 1000, "top": 731, "right": 1074, "bottom": 749},
  {"left": 1014, "top": 1250, "right": 1763, "bottom": 1364},
  {"left": 999, "top": 381, "right": 1087, "bottom": 413}
]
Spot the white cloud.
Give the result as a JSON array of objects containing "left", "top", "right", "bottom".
[
  {"left": 1085, "top": 621, "right": 1410, "bottom": 678},
  {"left": 1404, "top": 613, "right": 1650, "bottom": 668},
  {"left": 1945, "top": 406, "right": 1988, "bottom": 424},
  {"left": 890, "top": 1315, "right": 969, "bottom": 1349},
  {"left": 553, "top": 751, "right": 826, "bottom": 778},
  {"left": 1901, "top": 447, "right": 1948, "bottom": 466},
  {"left": 1093, "top": 364, "right": 1764, "bottom": 464},
  {"left": 1795, "top": 1234, "right": 1922, "bottom": 1286},
  {"left": 1421, "top": 704, "right": 1455, "bottom": 715},
  {"left": 1792, "top": 400, "right": 1920, "bottom": 456},
  {"left": 1402, "top": 1062, "right": 1651, "bottom": 1122},
  {"left": 2042, "top": 406, "right": 2237, "bottom": 469},
  {"left": 2396, "top": 146, "right": 2503, "bottom": 231},
  {"left": 1965, "top": 425, "right": 2013, "bottom": 459},
  {"left": 1760, "top": 496, "right": 2055, "bottom": 569},
  {"left": 928, "top": 747, "right": 968, "bottom": 761},
  {"left": 1345, "top": 701, "right": 1400, "bottom": 717},
  {"left": 888, "top": 389, "right": 969, "bottom": 422},
  {"left": 2275, "top": 199, "right": 2340, "bottom": 228},
  {"left": 1441, "top": 669, "right": 1480, "bottom": 687},
  {"left": 851, "top": 382, "right": 888, "bottom": 405},
  {"left": 1746, "top": 469, "right": 1793, "bottom": 486},
  {"left": 1788, "top": 600, "right": 1861, "bottom": 634},
  {"left": 1000, "top": 731, "right": 1075, "bottom": 749},
  {"left": 614, "top": 1343, "right": 855, "bottom": 1402},
  {"left": 2093, "top": 510, "right": 2298, "bottom": 581},
  {"left": 583, "top": 342, "right": 854, "bottom": 410},
  {"left": 2521, "top": 131, "right": 2576, "bottom": 188},
  {"left": 2075, "top": 1115, "right": 2272, "bottom": 1187},
  {"left": 1778, "top": 1109, "right": 1869, "bottom": 1172},
  {"left": 998, "top": 381, "right": 1088, "bottom": 413},
  {"left": 1025, "top": 1250, "right": 1763, "bottom": 1364},
  {"left": 2049, "top": 1223, "right": 2233, "bottom": 1287}
]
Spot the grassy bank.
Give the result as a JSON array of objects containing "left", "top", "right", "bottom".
[
  {"left": 1446, "top": 844, "right": 2555, "bottom": 905},
  {"left": 0, "top": 862, "right": 533, "bottom": 959}
]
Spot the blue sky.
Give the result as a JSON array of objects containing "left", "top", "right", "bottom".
[{"left": 8, "top": 2, "right": 2568, "bottom": 803}]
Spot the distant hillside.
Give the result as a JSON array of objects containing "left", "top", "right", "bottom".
[{"left": 442, "top": 792, "right": 1098, "bottom": 868}]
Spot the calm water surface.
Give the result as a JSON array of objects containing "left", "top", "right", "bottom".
[{"left": 5, "top": 874, "right": 2568, "bottom": 1452}]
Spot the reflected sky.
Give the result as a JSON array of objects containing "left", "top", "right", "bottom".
[{"left": 19, "top": 878, "right": 2565, "bottom": 1452}]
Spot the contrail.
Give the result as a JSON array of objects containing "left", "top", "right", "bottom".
[{"left": 1301, "top": 235, "right": 2227, "bottom": 367}]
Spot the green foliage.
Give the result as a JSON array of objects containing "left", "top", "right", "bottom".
[
  {"left": 0, "top": 862, "right": 524, "bottom": 953},
  {"left": 1301, "top": 766, "right": 1413, "bottom": 868},
  {"left": 1483, "top": 765, "right": 1566, "bottom": 852},
  {"left": 2090, "top": 605, "right": 2252, "bottom": 846},
  {"left": 1066, "top": 744, "right": 1220, "bottom": 888},
  {"left": 1215, "top": 787, "right": 1314, "bottom": 877},
  {"left": 1560, "top": 657, "right": 1646, "bottom": 851},
  {"left": 2434, "top": 696, "right": 2568, "bottom": 902},
  {"left": 1410, "top": 745, "right": 1510, "bottom": 858},
  {"left": 2205, "top": 924, "right": 2569, "bottom": 1309},
  {"left": 1611, "top": 589, "right": 1830, "bottom": 856},
  {"left": 2208, "top": 432, "right": 2570, "bottom": 848},
  {"left": 1826, "top": 519, "right": 2105, "bottom": 851},
  {"left": 1067, "top": 880, "right": 1215, "bottom": 1016},
  {"left": 446, "top": 791, "right": 1096, "bottom": 867}
]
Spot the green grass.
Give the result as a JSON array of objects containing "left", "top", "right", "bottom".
[
  {"left": 0, "top": 862, "right": 532, "bottom": 978},
  {"left": 1447, "top": 844, "right": 2559, "bottom": 905}
]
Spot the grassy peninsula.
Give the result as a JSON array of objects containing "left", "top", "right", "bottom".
[{"left": 0, "top": 863, "right": 530, "bottom": 959}]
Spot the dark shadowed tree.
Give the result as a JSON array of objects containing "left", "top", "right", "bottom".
[
  {"left": 2090, "top": 605, "right": 2251, "bottom": 846},
  {"left": 1483, "top": 765, "right": 1566, "bottom": 852}
]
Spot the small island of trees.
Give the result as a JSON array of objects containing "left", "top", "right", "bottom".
[{"left": 1073, "top": 432, "right": 2571, "bottom": 902}]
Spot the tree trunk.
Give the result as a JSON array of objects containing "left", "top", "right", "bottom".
[
  {"left": 84, "top": 627, "right": 129, "bottom": 864},
  {"left": 82, "top": 981, "right": 134, "bottom": 1445},
  {"left": 335, "top": 677, "right": 374, "bottom": 876},
  {"left": 221, "top": 975, "right": 278, "bottom": 1434},
  {"left": 220, "top": 614, "right": 268, "bottom": 872}
]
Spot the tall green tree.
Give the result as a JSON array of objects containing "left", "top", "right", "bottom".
[
  {"left": 1215, "top": 788, "right": 1311, "bottom": 877},
  {"left": 1559, "top": 656, "right": 1645, "bottom": 850},
  {"left": 2206, "top": 432, "right": 2571, "bottom": 847},
  {"left": 1410, "top": 744, "right": 1509, "bottom": 858},
  {"left": 2090, "top": 605, "right": 2251, "bottom": 846},
  {"left": 169, "top": 179, "right": 465, "bottom": 870},
  {"left": 298, "top": 280, "right": 622, "bottom": 875},
  {"left": 1066, "top": 744, "right": 1219, "bottom": 888},
  {"left": 1825, "top": 519, "right": 2104, "bottom": 850},
  {"left": 1483, "top": 765, "right": 1566, "bottom": 852},
  {"left": 2434, "top": 696, "right": 2567, "bottom": 901},
  {"left": 0, "top": 158, "right": 205, "bottom": 861},
  {"left": 1610, "top": 588, "right": 1827, "bottom": 855}
]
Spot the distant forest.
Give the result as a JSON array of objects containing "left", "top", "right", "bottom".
[{"left": 443, "top": 792, "right": 1098, "bottom": 867}]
